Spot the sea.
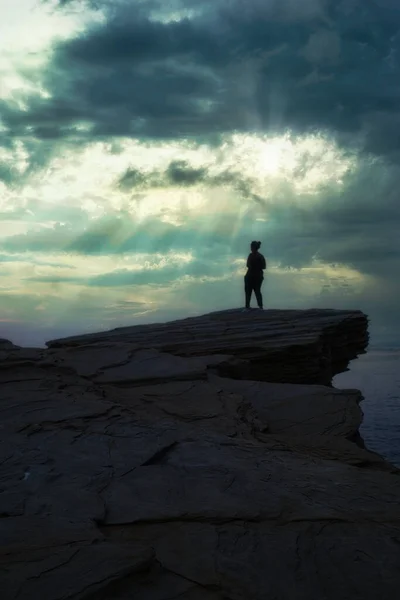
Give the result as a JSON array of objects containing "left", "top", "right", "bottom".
[{"left": 334, "top": 349, "right": 400, "bottom": 467}]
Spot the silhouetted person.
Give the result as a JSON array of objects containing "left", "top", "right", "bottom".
[{"left": 244, "top": 241, "right": 266, "bottom": 309}]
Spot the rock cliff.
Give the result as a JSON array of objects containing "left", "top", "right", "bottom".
[{"left": 1, "top": 308, "right": 400, "bottom": 600}]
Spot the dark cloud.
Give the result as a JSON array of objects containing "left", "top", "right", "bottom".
[
  {"left": 118, "top": 168, "right": 150, "bottom": 190},
  {"left": 5, "top": 0, "right": 400, "bottom": 156},
  {"left": 117, "top": 159, "right": 228, "bottom": 191},
  {"left": 166, "top": 161, "right": 208, "bottom": 186}
]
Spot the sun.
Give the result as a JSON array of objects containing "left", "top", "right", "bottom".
[
  {"left": 224, "top": 132, "right": 356, "bottom": 195},
  {"left": 256, "top": 136, "right": 296, "bottom": 176}
]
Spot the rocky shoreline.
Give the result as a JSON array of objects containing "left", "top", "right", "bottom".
[{"left": 1, "top": 308, "right": 400, "bottom": 599}]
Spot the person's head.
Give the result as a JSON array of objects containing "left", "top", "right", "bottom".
[{"left": 250, "top": 240, "right": 261, "bottom": 253}]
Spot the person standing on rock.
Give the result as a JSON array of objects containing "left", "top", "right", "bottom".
[{"left": 244, "top": 241, "right": 266, "bottom": 310}]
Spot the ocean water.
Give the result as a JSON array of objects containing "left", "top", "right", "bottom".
[{"left": 334, "top": 349, "right": 400, "bottom": 466}]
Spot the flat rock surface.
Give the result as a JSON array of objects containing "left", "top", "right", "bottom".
[
  {"left": 47, "top": 308, "right": 369, "bottom": 384},
  {"left": 1, "top": 308, "right": 400, "bottom": 600}
]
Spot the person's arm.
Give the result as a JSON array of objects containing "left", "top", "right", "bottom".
[
  {"left": 246, "top": 254, "right": 251, "bottom": 268},
  {"left": 261, "top": 255, "right": 266, "bottom": 270}
]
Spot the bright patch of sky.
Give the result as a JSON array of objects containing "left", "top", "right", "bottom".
[
  {"left": 2, "top": 133, "right": 356, "bottom": 224},
  {"left": 0, "top": 1, "right": 99, "bottom": 102}
]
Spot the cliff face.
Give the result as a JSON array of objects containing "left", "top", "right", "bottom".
[{"left": 1, "top": 308, "right": 400, "bottom": 600}]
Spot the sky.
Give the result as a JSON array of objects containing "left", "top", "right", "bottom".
[{"left": 0, "top": 0, "right": 399, "bottom": 347}]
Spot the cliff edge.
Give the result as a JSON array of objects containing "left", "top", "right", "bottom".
[{"left": 1, "top": 308, "right": 400, "bottom": 600}]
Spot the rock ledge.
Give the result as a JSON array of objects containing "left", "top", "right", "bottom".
[{"left": 47, "top": 308, "right": 369, "bottom": 384}]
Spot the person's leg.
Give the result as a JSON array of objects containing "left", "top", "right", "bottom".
[
  {"left": 253, "top": 278, "right": 263, "bottom": 309},
  {"left": 244, "top": 275, "right": 252, "bottom": 308}
]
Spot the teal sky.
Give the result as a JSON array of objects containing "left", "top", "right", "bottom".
[{"left": 1, "top": 0, "right": 399, "bottom": 347}]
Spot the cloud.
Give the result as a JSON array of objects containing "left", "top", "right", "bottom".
[
  {"left": 0, "top": 253, "right": 77, "bottom": 269},
  {"left": 4, "top": 0, "right": 400, "bottom": 158},
  {"left": 166, "top": 161, "right": 209, "bottom": 186},
  {"left": 117, "top": 160, "right": 210, "bottom": 191},
  {"left": 24, "top": 256, "right": 233, "bottom": 287},
  {"left": 117, "top": 160, "right": 237, "bottom": 193},
  {"left": 0, "top": 143, "right": 398, "bottom": 280}
]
